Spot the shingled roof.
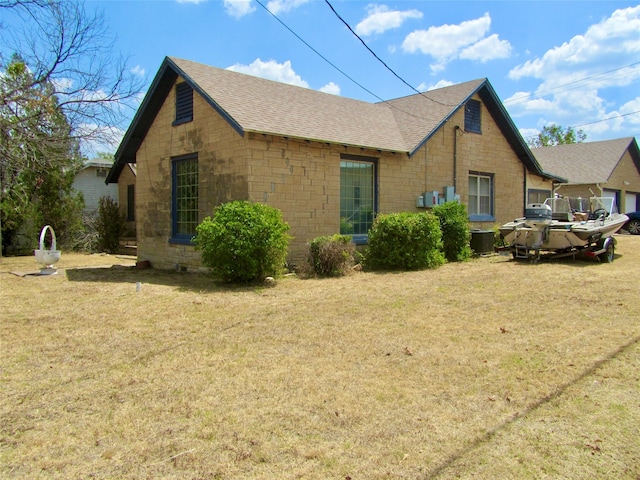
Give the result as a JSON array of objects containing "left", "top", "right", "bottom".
[
  {"left": 531, "top": 137, "right": 640, "bottom": 184},
  {"left": 107, "top": 56, "right": 550, "bottom": 183}
]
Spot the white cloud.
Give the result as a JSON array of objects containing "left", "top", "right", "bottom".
[
  {"left": 319, "top": 82, "right": 340, "bottom": 95},
  {"left": 266, "top": 0, "right": 309, "bottom": 15},
  {"left": 506, "top": 5, "right": 640, "bottom": 139},
  {"left": 459, "top": 34, "right": 511, "bottom": 62},
  {"left": 224, "top": 0, "right": 255, "bottom": 18},
  {"left": 131, "top": 65, "right": 145, "bottom": 77},
  {"left": 509, "top": 5, "right": 640, "bottom": 80},
  {"left": 355, "top": 4, "right": 423, "bottom": 36},
  {"left": 227, "top": 58, "right": 309, "bottom": 88},
  {"left": 418, "top": 79, "right": 454, "bottom": 92},
  {"left": 402, "top": 13, "right": 510, "bottom": 72},
  {"left": 176, "top": 0, "right": 207, "bottom": 3}
]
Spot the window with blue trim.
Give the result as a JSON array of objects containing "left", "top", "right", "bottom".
[
  {"left": 340, "top": 155, "right": 377, "bottom": 242},
  {"left": 171, "top": 154, "right": 198, "bottom": 243},
  {"left": 468, "top": 172, "right": 493, "bottom": 221},
  {"left": 465, "top": 99, "right": 481, "bottom": 134}
]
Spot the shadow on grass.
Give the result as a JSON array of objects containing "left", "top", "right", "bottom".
[
  {"left": 423, "top": 333, "right": 640, "bottom": 479},
  {"left": 64, "top": 265, "right": 260, "bottom": 293}
]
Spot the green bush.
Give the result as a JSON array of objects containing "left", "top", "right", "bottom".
[
  {"left": 95, "top": 196, "right": 124, "bottom": 253},
  {"left": 365, "top": 211, "right": 445, "bottom": 270},
  {"left": 194, "top": 201, "right": 291, "bottom": 283},
  {"left": 432, "top": 201, "right": 472, "bottom": 262},
  {"left": 307, "top": 234, "right": 356, "bottom": 277}
]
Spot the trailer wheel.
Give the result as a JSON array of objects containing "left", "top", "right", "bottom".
[{"left": 598, "top": 241, "right": 614, "bottom": 263}]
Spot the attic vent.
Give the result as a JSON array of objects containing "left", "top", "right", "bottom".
[
  {"left": 464, "top": 99, "right": 481, "bottom": 134},
  {"left": 174, "top": 82, "right": 193, "bottom": 125}
]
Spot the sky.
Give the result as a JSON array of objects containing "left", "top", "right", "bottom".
[{"left": 7, "top": 0, "right": 640, "bottom": 151}]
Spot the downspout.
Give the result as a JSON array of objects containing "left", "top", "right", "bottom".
[
  {"left": 424, "top": 141, "right": 428, "bottom": 193},
  {"left": 453, "top": 125, "right": 460, "bottom": 190},
  {"left": 523, "top": 165, "right": 528, "bottom": 210}
]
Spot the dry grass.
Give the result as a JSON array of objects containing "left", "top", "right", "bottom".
[{"left": 1, "top": 236, "right": 639, "bottom": 479}]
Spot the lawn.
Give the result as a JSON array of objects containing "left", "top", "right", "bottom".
[{"left": 1, "top": 236, "right": 639, "bottom": 479}]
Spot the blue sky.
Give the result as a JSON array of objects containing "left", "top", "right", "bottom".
[{"left": 9, "top": 1, "right": 640, "bottom": 150}]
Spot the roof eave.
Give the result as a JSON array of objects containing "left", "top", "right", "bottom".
[{"left": 106, "top": 57, "right": 247, "bottom": 184}]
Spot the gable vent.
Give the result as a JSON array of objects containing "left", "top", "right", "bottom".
[{"left": 174, "top": 82, "right": 193, "bottom": 125}]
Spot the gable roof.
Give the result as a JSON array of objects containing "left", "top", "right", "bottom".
[
  {"left": 531, "top": 137, "right": 640, "bottom": 184},
  {"left": 107, "top": 56, "right": 553, "bottom": 183}
]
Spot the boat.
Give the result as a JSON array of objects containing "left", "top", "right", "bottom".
[{"left": 499, "top": 196, "right": 628, "bottom": 262}]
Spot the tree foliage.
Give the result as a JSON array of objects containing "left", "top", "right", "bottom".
[
  {"left": 527, "top": 124, "right": 587, "bottom": 148},
  {"left": 0, "top": 0, "right": 144, "bottom": 154},
  {"left": 1, "top": 0, "right": 143, "bottom": 253},
  {"left": 194, "top": 201, "right": 291, "bottom": 283},
  {"left": 1, "top": 56, "right": 84, "bottom": 253}
]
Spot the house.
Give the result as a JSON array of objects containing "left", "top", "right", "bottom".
[
  {"left": 532, "top": 137, "right": 640, "bottom": 213},
  {"left": 73, "top": 159, "right": 118, "bottom": 214},
  {"left": 106, "top": 56, "right": 559, "bottom": 271}
]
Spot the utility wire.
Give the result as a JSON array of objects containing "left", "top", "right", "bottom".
[
  {"left": 571, "top": 110, "right": 640, "bottom": 128},
  {"left": 505, "top": 61, "right": 640, "bottom": 105},
  {"left": 254, "top": 0, "right": 386, "bottom": 104},
  {"left": 253, "top": 0, "right": 444, "bottom": 121},
  {"left": 324, "top": 0, "right": 454, "bottom": 107},
  {"left": 522, "top": 110, "right": 640, "bottom": 140}
]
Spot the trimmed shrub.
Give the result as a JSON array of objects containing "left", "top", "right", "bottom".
[
  {"left": 365, "top": 211, "right": 445, "bottom": 270},
  {"left": 307, "top": 234, "right": 357, "bottom": 277},
  {"left": 95, "top": 196, "right": 124, "bottom": 253},
  {"left": 194, "top": 201, "right": 291, "bottom": 283},
  {"left": 432, "top": 201, "right": 472, "bottom": 262}
]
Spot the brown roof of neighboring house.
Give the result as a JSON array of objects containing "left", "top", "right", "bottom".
[
  {"left": 531, "top": 137, "right": 640, "bottom": 184},
  {"left": 107, "top": 56, "right": 551, "bottom": 183}
]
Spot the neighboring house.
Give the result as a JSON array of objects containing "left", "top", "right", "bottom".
[
  {"left": 532, "top": 137, "right": 640, "bottom": 213},
  {"left": 106, "top": 56, "right": 558, "bottom": 271},
  {"left": 73, "top": 159, "right": 118, "bottom": 214}
]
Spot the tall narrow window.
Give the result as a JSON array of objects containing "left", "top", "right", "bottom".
[
  {"left": 174, "top": 82, "right": 193, "bottom": 125},
  {"left": 340, "top": 156, "right": 376, "bottom": 240},
  {"left": 468, "top": 172, "right": 493, "bottom": 220},
  {"left": 171, "top": 154, "right": 198, "bottom": 243},
  {"left": 465, "top": 99, "right": 481, "bottom": 134},
  {"left": 127, "top": 184, "right": 135, "bottom": 222}
]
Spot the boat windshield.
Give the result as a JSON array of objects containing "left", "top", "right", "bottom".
[
  {"left": 543, "top": 197, "right": 572, "bottom": 214},
  {"left": 589, "top": 197, "right": 618, "bottom": 214},
  {"left": 543, "top": 197, "right": 618, "bottom": 215}
]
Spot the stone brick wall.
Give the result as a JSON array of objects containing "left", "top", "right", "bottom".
[
  {"left": 136, "top": 82, "right": 537, "bottom": 271},
  {"left": 135, "top": 78, "right": 248, "bottom": 271}
]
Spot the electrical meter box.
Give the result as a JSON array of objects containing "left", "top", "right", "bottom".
[{"left": 423, "top": 191, "right": 439, "bottom": 207}]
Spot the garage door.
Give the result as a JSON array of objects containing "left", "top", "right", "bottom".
[
  {"left": 625, "top": 192, "right": 639, "bottom": 213},
  {"left": 602, "top": 190, "right": 619, "bottom": 212}
]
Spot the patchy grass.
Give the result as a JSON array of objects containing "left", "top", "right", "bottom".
[{"left": 1, "top": 236, "right": 639, "bottom": 479}]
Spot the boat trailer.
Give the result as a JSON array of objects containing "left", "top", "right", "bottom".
[{"left": 499, "top": 232, "right": 616, "bottom": 264}]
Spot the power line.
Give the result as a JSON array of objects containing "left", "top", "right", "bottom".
[
  {"left": 522, "top": 110, "right": 640, "bottom": 140},
  {"left": 254, "top": 0, "right": 386, "bottom": 104},
  {"left": 505, "top": 61, "right": 640, "bottom": 105},
  {"left": 323, "top": 0, "right": 454, "bottom": 107},
  {"left": 253, "top": 0, "right": 446, "bottom": 122},
  {"left": 572, "top": 110, "right": 640, "bottom": 128}
]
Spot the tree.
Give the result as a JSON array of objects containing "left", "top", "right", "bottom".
[
  {"left": 1, "top": 56, "right": 84, "bottom": 253},
  {"left": 527, "top": 124, "right": 587, "bottom": 148},
  {"left": 0, "top": 0, "right": 144, "bottom": 252},
  {"left": 0, "top": 0, "right": 144, "bottom": 153}
]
